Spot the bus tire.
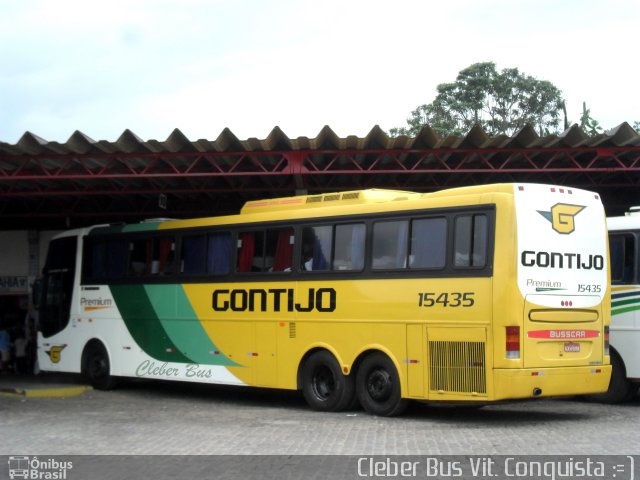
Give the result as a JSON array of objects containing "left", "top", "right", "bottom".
[
  {"left": 590, "top": 353, "right": 637, "bottom": 404},
  {"left": 301, "top": 351, "right": 355, "bottom": 412},
  {"left": 355, "top": 352, "right": 408, "bottom": 417},
  {"left": 83, "top": 342, "right": 118, "bottom": 391}
]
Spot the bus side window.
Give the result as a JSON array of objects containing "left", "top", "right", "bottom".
[
  {"left": 237, "top": 232, "right": 256, "bottom": 272},
  {"left": 181, "top": 233, "right": 231, "bottom": 276},
  {"left": 610, "top": 234, "right": 635, "bottom": 284},
  {"left": 84, "top": 240, "right": 107, "bottom": 281},
  {"left": 372, "top": 221, "right": 408, "bottom": 270},
  {"left": 301, "top": 226, "right": 331, "bottom": 271},
  {"left": 206, "top": 232, "right": 232, "bottom": 275},
  {"left": 237, "top": 231, "right": 273, "bottom": 272},
  {"left": 84, "top": 239, "right": 127, "bottom": 281},
  {"left": 106, "top": 240, "right": 128, "bottom": 278},
  {"left": 128, "top": 238, "right": 151, "bottom": 276},
  {"left": 333, "top": 223, "right": 365, "bottom": 271},
  {"left": 269, "top": 228, "right": 294, "bottom": 272},
  {"left": 182, "top": 235, "right": 207, "bottom": 275},
  {"left": 454, "top": 214, "right": 488, "bottom": 268},
  {"left": 152, "top": 237, "right": 176, "bottom": 275},
  {"left": 410, "top": 217, "right": 447, "bottom": 269}
]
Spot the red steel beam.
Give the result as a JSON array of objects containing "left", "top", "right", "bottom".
[{"left": 1, "top": 147, "right": 640, "bottom": 182}]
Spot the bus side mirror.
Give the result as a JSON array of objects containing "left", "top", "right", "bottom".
[{"left": 32, "top": 278, "right": 43, "bottom": 309}]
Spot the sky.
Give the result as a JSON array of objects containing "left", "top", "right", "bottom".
[{"left": 1, "top": 0, "right": 639, "bottom": 144}]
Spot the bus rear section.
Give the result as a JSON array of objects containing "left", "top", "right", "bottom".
[{"left": 493, "top": 184, "right": 611, "bottom": 400}]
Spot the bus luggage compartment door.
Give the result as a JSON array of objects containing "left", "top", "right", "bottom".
[{"left": 523, "top": 295, "right": 604, "bottom": 368}]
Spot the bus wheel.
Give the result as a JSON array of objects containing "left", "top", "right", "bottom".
[
  {"left": 301, "top": 351, "right": 355, "bottom": 412},
  {"left": 590, "top": 353, "right": 637, "bottom": 403},
  {"left": 356, "top": 352, "right": 408, "bottom": 417},
  {"left": 84, "top": 342, "right": 118, "bottom": 391}
]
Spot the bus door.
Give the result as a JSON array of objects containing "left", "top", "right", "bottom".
[{"left": 39, "top": 236, "right": 77, "bottom": 338}]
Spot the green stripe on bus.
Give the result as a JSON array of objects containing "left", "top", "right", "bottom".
[
  {"left": 144, "top": 285, "right": 240, "bottom": 367},
  {"left": 121, "top": 223, "right": 162, "bottom": 233},
  {"left": 90, "top": 223, "right": 160, "bottom": 236},
  {"left": 611, "top": 298, "right": 640, "bottom": 309},
  {"left": 89, "top": 226, "right": 125, "bottom": 235},
  {"left": 612, "top": 305, "right": 640, "bottom": 316},
  {"left": 110, "top": 284, "right": 191, "bottom": 363}
]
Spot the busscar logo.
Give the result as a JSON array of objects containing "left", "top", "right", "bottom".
[
  {"left": 45, "top": 345, "right": 67, "bottom": 364},
  {"left": 537, "top": 203, "right": 586, "bottom": 234}
]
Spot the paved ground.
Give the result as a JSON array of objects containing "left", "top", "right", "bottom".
[{"left": 1, "top": 374, "right": 639, "bottom": 456}]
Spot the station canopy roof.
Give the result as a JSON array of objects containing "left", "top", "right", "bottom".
[{"left": 1, "top": 123, "right": 639, "bottom": 229}]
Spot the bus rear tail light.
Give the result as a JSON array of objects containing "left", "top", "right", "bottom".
[
  {"left": 506, "top": 326, "right": 520, "bottom": 359},
  {"left": 604, "top": 326, "right": 610, "bottom": 356}
]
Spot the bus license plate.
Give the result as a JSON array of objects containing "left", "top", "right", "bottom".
[{"left": 564, "top": 342, "right": 580, "bottom": 353}]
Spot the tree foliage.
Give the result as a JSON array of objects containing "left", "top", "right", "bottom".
[
  {"left": 579, "top": 102, "right": 602, "bottom": 135},
  {"left": 391, "top": 62, "right": 565, "bottom": 137}
]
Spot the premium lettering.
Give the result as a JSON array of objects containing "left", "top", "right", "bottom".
[
  {"left": 521, "top": 250, "right": 604, "bottom": 270},
  {"left": 212, "top": 288, "right": 336, "bottom": 313},
  {"left": 80, "top": 297, "right": 113, "bottom": 307}
]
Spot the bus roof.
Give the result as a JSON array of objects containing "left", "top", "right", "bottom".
[
  {"left": 87, "top": 183, "right": 599, "bottom": 234},
  {"left": 241, "top": 184, "right": 527, "bottom": 214},
  {"left": 608, "top": 207, "right": 640, "bottom": 231},
  {"left": 240, "top": 189, "right": 421, "bottom": 214}
]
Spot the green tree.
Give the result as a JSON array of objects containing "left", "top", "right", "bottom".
[
  {"left": 391, "top": 62, "right": 565, "bottom": 137},
  {"left": 579, "top": 102, "right": 602, "bottom": 135},
  {"left": 633, "top": 121, "right": 640, "bottom": 133}
]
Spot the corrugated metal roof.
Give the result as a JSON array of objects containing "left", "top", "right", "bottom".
[
  {"left": 1, "top": 123, "right": 639, "bottom": 229},
  {"left": 3, "top": 122, "right": 640, "bottom": 156}
]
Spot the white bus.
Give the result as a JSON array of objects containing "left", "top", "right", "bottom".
[{"left": 597, "top": 207, "right": 640, "bottom": 402}]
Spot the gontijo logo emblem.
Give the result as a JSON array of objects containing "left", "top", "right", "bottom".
[
  {"left": 537, "top": 203, "right": 585, "bottom": 234},
  {"left": 45, "top": 345, "right": 67, "bottom": 364}
]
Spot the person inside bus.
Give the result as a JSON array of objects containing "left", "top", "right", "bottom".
[
  {"left": 13, "top": 329, "right": 28, "bottom": 375},
  {"left": 301, "top": 244, "right": 314, "bottom": 271},
  {"left": 303, "top": 254, "right": 313, "bottom": 271},
  {"left": 0, "top": 323, "right": 10, "bottom": 373}
]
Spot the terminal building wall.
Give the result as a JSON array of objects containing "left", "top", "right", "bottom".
[{"left": 0, "top": 230, "right": 61, "bottom": 333}]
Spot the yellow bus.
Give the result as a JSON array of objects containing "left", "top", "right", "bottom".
[{"left": 37, "top": 183, "right": 611, "bottom": 416}]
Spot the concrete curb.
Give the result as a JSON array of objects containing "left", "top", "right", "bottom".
[{"left": 0, "top": 385, "right": 93, "bottom": 398}]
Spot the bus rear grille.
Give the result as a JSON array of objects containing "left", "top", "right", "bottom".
[{"left": 428, "top": 341, "right": 486, "bottom": 394}]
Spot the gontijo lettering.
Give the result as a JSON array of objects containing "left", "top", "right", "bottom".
[
  {"left": 212, "top": 287, "right": 336, "bottom": 312},
  {"left": 520, "top": 251, "right": 604, "bottom": 270}
]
